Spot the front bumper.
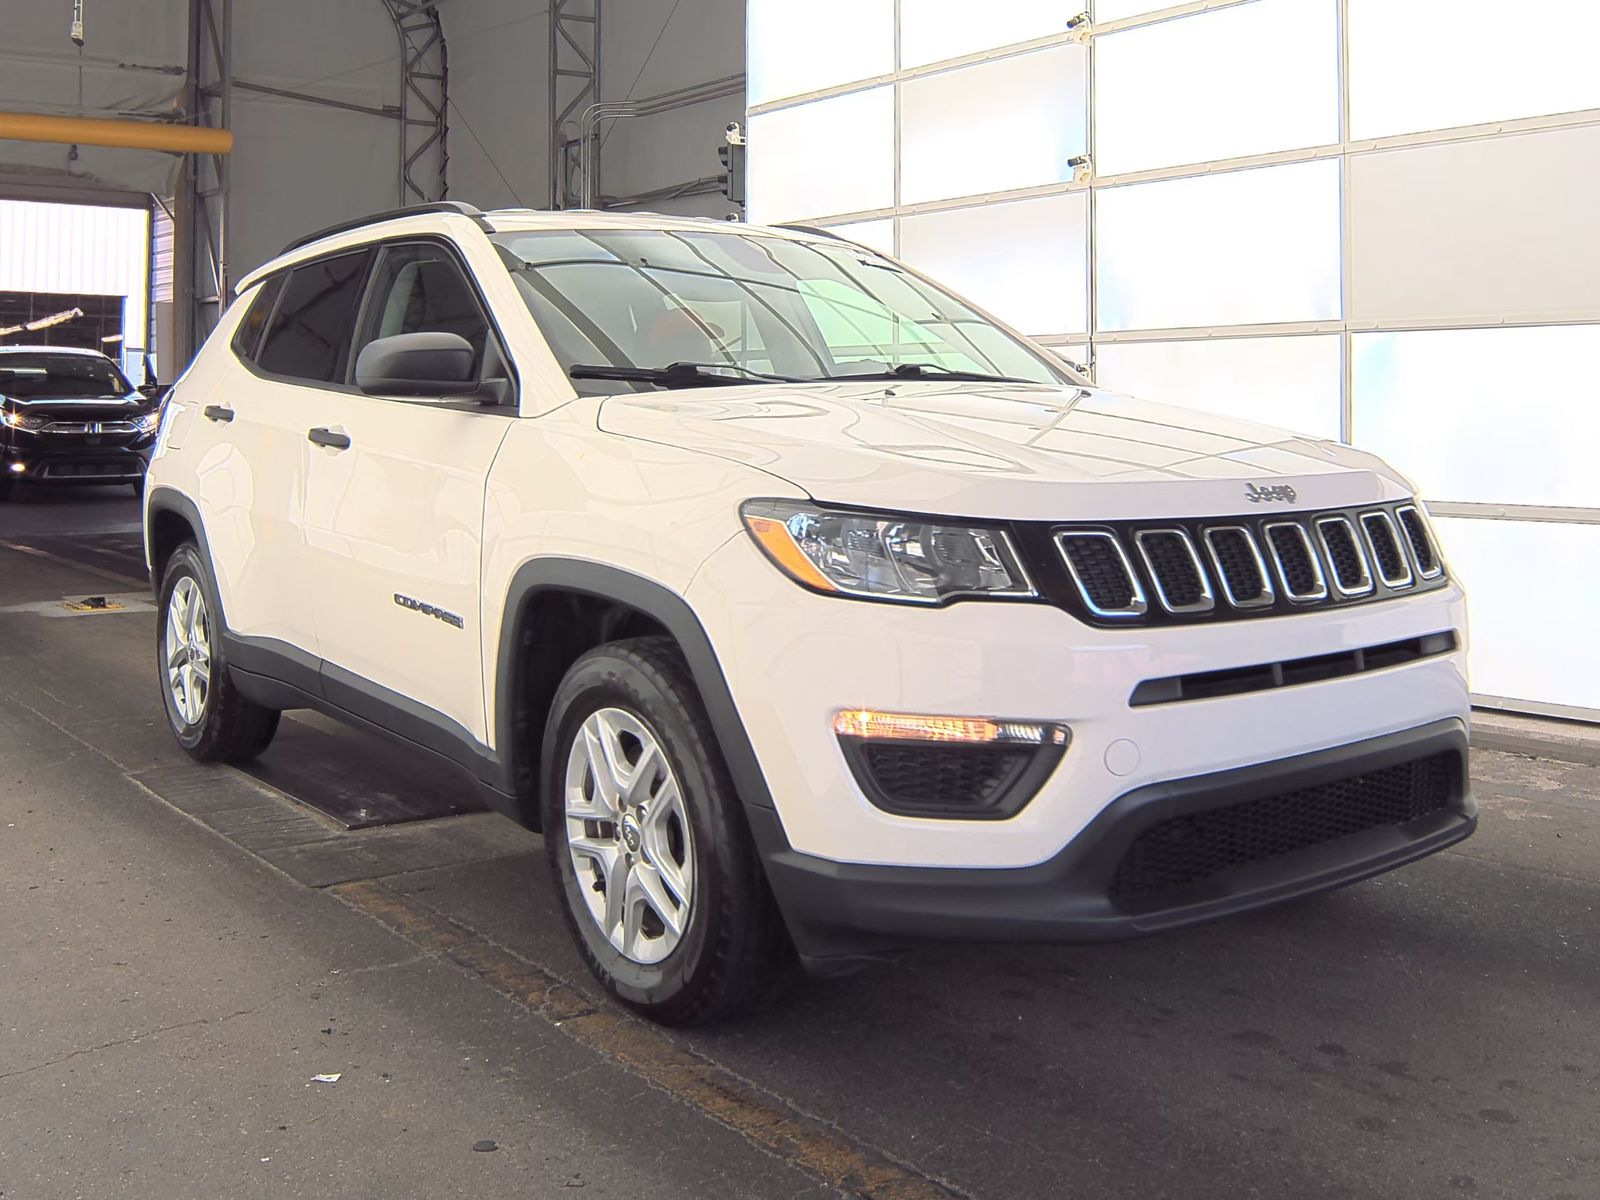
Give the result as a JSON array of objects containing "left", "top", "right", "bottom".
[
  {"left": 687, "top": 530, "right": 1471, "bottom": 870},
  {"left": 752, "top": 719, "right": 1475, "bottom": 971},
  {"left": 2, "top": 436, "right": 153, "bottom": 484}
]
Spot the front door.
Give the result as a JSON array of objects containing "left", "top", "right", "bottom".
[{"left": 301, "top": 241, "right": 516, "bottom": 745}]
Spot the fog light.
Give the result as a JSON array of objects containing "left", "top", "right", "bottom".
[{"left": 834, "top": 709, "right": 1068, "bottom": 746}]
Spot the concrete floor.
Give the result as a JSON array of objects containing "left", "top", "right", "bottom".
[{"left": 2, "top": 486, "right": 1596, "bottom": 1200}]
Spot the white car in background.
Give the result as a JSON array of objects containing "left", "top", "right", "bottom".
[{"left": 142, "top": 202, "right": 1475, "bottom": 1024}]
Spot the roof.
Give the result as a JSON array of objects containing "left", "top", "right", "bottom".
[{"left": 236, "top": 202, "right": 832, "bottom": 295}]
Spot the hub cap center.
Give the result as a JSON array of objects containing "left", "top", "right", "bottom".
[{"left": 620, "top": 814, "right": 643, "bottom": 854}]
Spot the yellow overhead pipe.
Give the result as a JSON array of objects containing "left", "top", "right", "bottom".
[{"left": 0, "top": 111, "right": 233, "bottom": 155}]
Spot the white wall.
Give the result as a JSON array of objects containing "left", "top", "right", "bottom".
[
  {"left": 598, "top": 0, "right": 745, "bottom": 217},
  {"left": 746, "top": 0, "right": 1600, "bottom": 720}
]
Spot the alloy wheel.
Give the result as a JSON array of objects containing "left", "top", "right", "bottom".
[
  {"left": 164, "top": 575, "right": 212, "bottom": 726},
  {"left": 563, "top": 706, "right": 695, "bottom": 965}
]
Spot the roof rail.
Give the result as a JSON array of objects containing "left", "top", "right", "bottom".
[
  {"left": 775, "top": 223, "right": 846, "bottom": 241},
  {"left": 279, "top": 201, "right": 490, "bottom": 255}
]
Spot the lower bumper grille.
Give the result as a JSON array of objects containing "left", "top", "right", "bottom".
[
  {"left": 1110, "top": 751, "right": 1456, "bottom": 902},
  {"left": 38, "top": 460, "right": 142, "bottom": 479}
]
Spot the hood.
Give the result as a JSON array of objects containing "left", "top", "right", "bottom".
[
  {"left": 1, "top": 392, "right": 149, "bottom": 419},
  {"left": 597, "top": 381, "right": 1411, "bottom": 522}
]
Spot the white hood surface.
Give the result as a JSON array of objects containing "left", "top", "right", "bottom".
[{"left": 598, "top": 381, "right": 1409, "bottom": 522}]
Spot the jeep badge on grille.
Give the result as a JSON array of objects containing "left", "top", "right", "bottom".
[{"left": 1245, "top": 482, "right": 1297, "bottom": 504}]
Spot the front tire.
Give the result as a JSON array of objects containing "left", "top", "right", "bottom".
[
  {"left": 541, "top": 637, "right": 786, "bottom": 1025},
  {"left": 157, "top": 542, "right": 281, "bottom": 763}
]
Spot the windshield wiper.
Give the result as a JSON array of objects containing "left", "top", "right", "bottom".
[
  {"left": 570, "top": 361, "right": 804, "bottom": 389},
  {"left": 818, "top": 362, "right": 1034, "bottom": 385}
]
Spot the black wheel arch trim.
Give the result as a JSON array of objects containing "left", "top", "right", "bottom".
[
  {"left": 145, "top": 487, "right": 223, "bottom": 612},
  {"left": 495, "top": 558, "right": 780, "bottom": 828}
]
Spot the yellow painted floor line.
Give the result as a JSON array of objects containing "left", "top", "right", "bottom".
[{"left": 331, "top": 877, "right": 969, "bottom": 1200}]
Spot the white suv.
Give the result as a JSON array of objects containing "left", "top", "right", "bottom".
[{"left": 144, "top": 201, "right": 1475, "bottom": 1024}]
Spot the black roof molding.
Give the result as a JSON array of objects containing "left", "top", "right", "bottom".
[
  {"left": 774, "top": 223, "right": 846, "bottom": 241},
  {"left": 279, "top": 201, "right": 491, "bottom": 256}
]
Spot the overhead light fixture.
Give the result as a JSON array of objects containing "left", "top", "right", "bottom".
[{"left": 101, "top": 333, "right": 123, "bottom": 343}]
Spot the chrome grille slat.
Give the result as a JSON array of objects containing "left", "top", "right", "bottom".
[
  {"left": 1055, "top": 531, "right": 1148, "bottom": 619},
  {"left": 1202, "top": 526, "right": 1275, "bottom": 609},
  {"left": 1314, "top": 516, "right": 1374, "bottom": 597},
  {"left": 1134, "top": 529, "right": 1214, "bottom": 615},
  {"left": 1396, "top": 505, "right": 1443, "bottom": 579},
  {"left": 1263, "top": 522, "right": 1329, "bottom": 602},
  {"left": 41, "top": 419, "right": 137, "bottom": 434},
  {"left": 1359, "top": 510, "right": 1414, "bottom": 588}
]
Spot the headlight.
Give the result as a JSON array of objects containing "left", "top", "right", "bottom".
[
  {"left": 134, "top": 408, "right": 161, "bottom": 433},
  {"left": 1, "top": 409, "right": 47, "bottom": 432},
  {"left": 741, "top": 499, "right": 1036, "bottom": 604}
]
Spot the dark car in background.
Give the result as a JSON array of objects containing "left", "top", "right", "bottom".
[{"left": 0, "top": 345, "right": 163, "bottom": 500}]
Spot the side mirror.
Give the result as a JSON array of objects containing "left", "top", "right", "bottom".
[
  {"left": 355, "top": 332, "right": 475, "bottom": 397},
  {"left": 137, "top": 382, "right": 171, "bottom": 403}
]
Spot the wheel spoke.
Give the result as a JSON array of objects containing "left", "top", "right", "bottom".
[
  {"left": 581, "top": 720, "right": 624, "bottom": 813},
  {"left": 633, "top": 862, "right": 684, "bottom": 937},
  {"left": 606, "top": 854, "right": 633, "bottom": 945},
  {"left": 621, "top": 741, "right": 663, "bottom": 808},
  {"left": 621, "top": 866, "right": 652, "bottom": 957},
  {"left": 641, "top": 781, "right": 691, "bottom": 905}
]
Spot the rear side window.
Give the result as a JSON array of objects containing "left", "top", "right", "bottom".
[
  {"left": 255, "top": 251, "right": 372, "bottom": 383},
  {"left": 230, "top": 274, "right": 285, "bottom": 364}
]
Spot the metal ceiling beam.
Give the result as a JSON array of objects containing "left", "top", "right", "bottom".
[
  {"left": 385, "top": 0, "right": 449, "bottom": 204},
  {"left": 550, "top": 0, "right": 600, "bottom": 209}
]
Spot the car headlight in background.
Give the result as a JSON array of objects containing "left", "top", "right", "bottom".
[
  {"left": 0, "top": 409, "right": 48, "bottom": 432},
  {"left": 134, "top": 408, "right": 162, "bottom": 433},
  {"left": 741, "top": 499, "right": 1036, "bottom": 604}
]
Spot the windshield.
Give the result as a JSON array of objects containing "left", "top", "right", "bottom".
[
  {"left": 0, "top": 352, "right": 133, "bottom": 401},
  {"left": 490, "top": 229, "right": 1083, "bottom": 394}
]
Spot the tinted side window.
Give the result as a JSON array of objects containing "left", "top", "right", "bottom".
[
  {"left": 354, "top": 243, "right": 491, "bottom": 375},
  {"left": 230, "top": 273, "right": 285, "bottom": 364},
  {"left": 256, "top": 251, "right": 372, "bottom": 383}
]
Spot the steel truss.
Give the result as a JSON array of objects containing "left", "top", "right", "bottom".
[
  {"left": 385, "top": 0, "right": 449, "bottom": 205},
  {"left": 550, "top": 0, "right": 600, "bottom": 209}
]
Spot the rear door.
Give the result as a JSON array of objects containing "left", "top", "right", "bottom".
[
  {"left": 301, "top": 240, "right": 515, "bottom": 745},
  {"left": 194, "top": 250, "right": 371, "bottom": 656}
]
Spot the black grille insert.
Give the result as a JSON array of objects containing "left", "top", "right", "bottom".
[
  {"left": 1137, "top": 531, "right": 1211, "bottom": 612},
  {"left": 1110, "top": 751, "right": 1457, "bottom": 902},
  {"left": 1398, "top": 507, "right": 1440, "bottom": 576},
  {"left": 1317, "top": 518, "right": 1371, "bottom": 594},
  {"left": 1205, "top": 527, "right": 1270, "bottom": 607},
  {"left": 1360, "top": 512, "right": 1411, "bottom": 585},
  {"left": 1265, "top": 523, "right": 1324, "bottom": 598},
  {"left": 1128, "top": 631, "right": 1458, "bottom": 706},
  {"left": 862, "top": 743, "right": 1026, "bottom": 809},
  {"left": 1058, "top": 533, "right": 1143, "bottom": 615}
]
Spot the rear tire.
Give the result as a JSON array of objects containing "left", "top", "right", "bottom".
[
  {"left": 157, "top": 542, "right": 281, "bottom": 763},
  {"left": 541, "top": 636, "right": 787, "bottom": 1026}
]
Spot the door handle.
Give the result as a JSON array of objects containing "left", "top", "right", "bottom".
[
  {"left": 307, "top": 427, "right": 351, "bottom": 450},
  {"left": 203, "top": 405, "right": 234, "bottom": 423}
]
